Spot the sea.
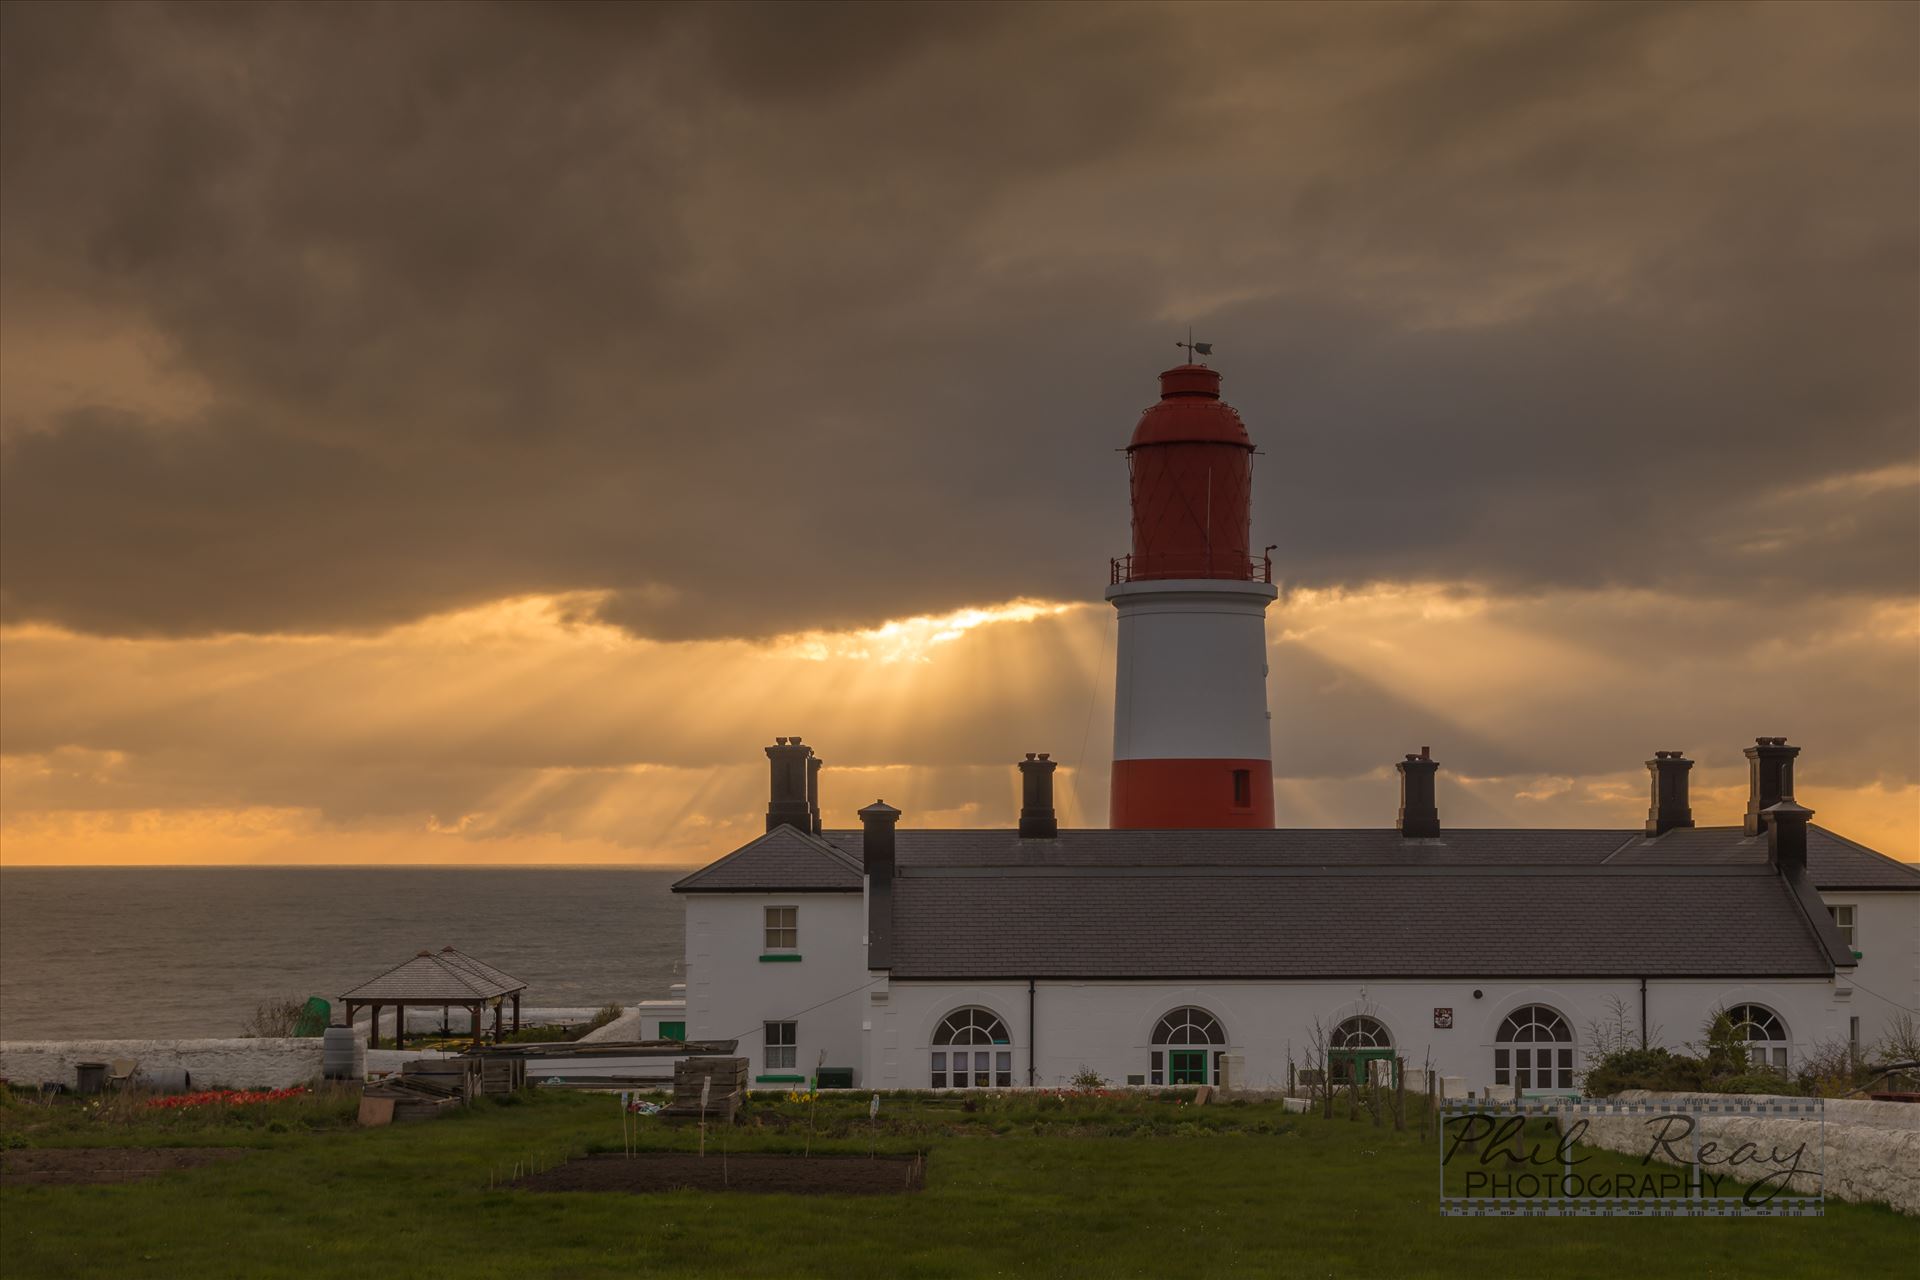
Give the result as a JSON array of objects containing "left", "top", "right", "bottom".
[{"left": 0, "top": 867, "right": 688, "bottom": 1041}]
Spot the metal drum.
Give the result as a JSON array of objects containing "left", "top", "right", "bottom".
[{"left": 143, "top": 1067, "right": 193, "bottom": 1093}]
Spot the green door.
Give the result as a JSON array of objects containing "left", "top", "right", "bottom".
[
  {"left": 660, "top": 1021, "right": 685, "bottom": 1041},
  {"left": 1330, "top": 1048, "right": 1396, "bottom": 1086},
  {"left": 1169, "top": 1049, "right": 1208, "bottom": 1085}
]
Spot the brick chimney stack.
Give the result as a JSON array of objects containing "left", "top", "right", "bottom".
[
  {"left": 1396, "top": 747, "right": 1440, "bottom": 838},
  {"left": 1645, "top": 751, "right": 1695, "bottom": 836}
]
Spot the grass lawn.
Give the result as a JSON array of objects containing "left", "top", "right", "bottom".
[{"left": 2, "top": 1087, "right": 1911, "bottom": 1278}]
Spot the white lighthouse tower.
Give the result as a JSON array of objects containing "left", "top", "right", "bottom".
[{"left": 1106, "top": 359, "right": 1277, "bottom": 828}]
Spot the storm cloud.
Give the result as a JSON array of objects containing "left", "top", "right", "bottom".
[
  {"left": 1, "top": 2, "right": 1914, "bottom": 864},
  {"left": 3, "top": 1, "right": 1913, "bottom": 640}
]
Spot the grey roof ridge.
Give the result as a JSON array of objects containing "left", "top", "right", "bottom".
[
  {"left": 437, "top": 947, "right": 527, "bottom": 992},
  {"left": 1810, "top": 823, "right": 1920, "bottom": 884},
  {"left": 1598, "top": 829, "right": 1666, "bottom": 863},
  {"left": 1782, "top": 862, "right": 1859, "bottom": 970},
  {"left": 894, "top": 862, "right": 1783, "bottom": 879},
  {"left": 672, "top": 824, "right": 862, "bottom": 891},
  {"left": 801, "top": 828, "right": 864, "bottom": 875}
]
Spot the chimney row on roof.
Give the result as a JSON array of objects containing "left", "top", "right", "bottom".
[
  {"left": 1018, "top": 753, "right": 1059, "bottom": 838},
  {"left": 1396, "top": 746, "right": 1440, "bottom": 838},
  {"left": 1743, "top": 737, "right": 1800, "bottom": 836},
  {"left": 1645, "top": 751, "right": 1695, "bottom": 836}
]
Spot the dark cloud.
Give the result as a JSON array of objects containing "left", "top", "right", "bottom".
[{"left": 1, "top": 1, "right": 1914, "bottom": 641}]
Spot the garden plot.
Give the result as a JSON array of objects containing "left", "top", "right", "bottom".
[
  {"left": 1, "top": 1146, "right": 249, "bottom": 1186},
  {"left": 511, "top": 1151, "right": 925, "bottom": 1195}
]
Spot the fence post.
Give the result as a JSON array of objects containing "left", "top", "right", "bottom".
[
  {"left": 1509, "top": 1077, "right": 1525, "bottom": 1165},
  {"left": 1394, "top": 1056, "right": 1406, "bottom": 1132}
]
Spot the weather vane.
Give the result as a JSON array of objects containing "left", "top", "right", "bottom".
[{"left": 1175, "top": 326, "right": 1213, "bottom": 361}]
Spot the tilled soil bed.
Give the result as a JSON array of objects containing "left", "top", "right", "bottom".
[
  {"left": 1, "top": 1147, "right": 250, "bottom": 1187},
  {"left": 512, "top": 1151, "right": 925, "bottom": 1195}
]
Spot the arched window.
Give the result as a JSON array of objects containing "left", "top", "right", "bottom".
[
  {"left": 930, "top": 1007, "right": 1011, "bottom": 1088},
  {"left": 1329, "top": 1015, "right": 1396, "bottom": 1086},
  {"left": 1724, "top": 1004, "right": 1790, "bottom": 1072},
  {"left": 1150, "top": 1006, "right": 1226, "bottom": 1086},
  {"left": 1495, "top": 1004, "right": 1574, "bottom": 1091}
]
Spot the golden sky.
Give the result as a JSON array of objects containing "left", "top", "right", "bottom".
[{"left": 1, "top": 3, "right": 1915, "bottom": 865}]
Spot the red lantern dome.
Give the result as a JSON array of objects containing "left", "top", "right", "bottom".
[{"left": 1123, "top": 364, "right": 1258, "bottom": 582}]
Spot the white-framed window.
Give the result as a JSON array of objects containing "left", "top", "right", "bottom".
[
  {"left": 765, "top": 905, "right": 797, "bottom": 950},
  {"left": 1494, "top": 1004, "right": 1574, "bottom": 1091},
  {"left": 1827, "top": 904, "right": 1856, "bottom": 950},
  {"left": 1151, "top": 1006, "right": 1227, "bottom": 1085},
  {"left": 930, "top": 1007, "right": 1012, "bottom": 1088},
  {"left": 1724, "top": 1004, "right": 1790, "bottom": 1072},
  {"left": 764, "top": 1020, "right": 796, "bottom": 1070}
]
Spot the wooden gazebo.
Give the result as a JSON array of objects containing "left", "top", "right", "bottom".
[{"left": 339, "top": 946, "right": 529, "bottom": 1050}]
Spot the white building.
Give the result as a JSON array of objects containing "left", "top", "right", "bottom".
[
  {"left": 671, "top": 736, "right": 1917, "bottom": 1093},
  {"left": 670, "top": 363, "right": 1917, "bottom": 1092}
]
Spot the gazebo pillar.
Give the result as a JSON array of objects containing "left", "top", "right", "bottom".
[
  {"left": 369, "top": 1004, "right": 380, "bottom": 1050},
  {"left": 469, "top": 1004, "right": 482, "bottom": 1043},
  {"left": 492, "top": 1001, "right": 503, "bottom": 1043},
  {"left": 512, "top": 993, "right": 521, "bottom": 1034},
  {"left": 394, "top": 1003, "right": 405, "bottom": 1051}
]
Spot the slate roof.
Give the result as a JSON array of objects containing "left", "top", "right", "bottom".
[
  {"left": 883, "top": 865, "right": 1836, "bottom": 980},
  {"left": 671, "top": 825, "right": 863, "bottom": 893},
  {"left": 671, "top": 821, "right": 1909, "bottom": 980},
  {"left": 1605, "top": 826, "right": 1920, "bottom": 890},
  {"left": 340, "top": 947, "right": 527, "bottom": 1003}
]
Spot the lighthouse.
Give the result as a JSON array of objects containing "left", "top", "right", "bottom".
[{"left": 1106, "top": 359, "right": 1277, "bottom": 828}]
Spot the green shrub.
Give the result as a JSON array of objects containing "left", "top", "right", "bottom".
[{"left": 1582, "top": 1047, "right": 1709, "bottom": 1096}]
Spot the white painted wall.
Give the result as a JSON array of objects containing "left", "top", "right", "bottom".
[
  {"left": 682, "top": 891, "right": 868, "bottom": 1087},
  {"left": 864, "top": 977, "right": 1851, "bottom": 1093},
  {"left": 1106, "top": 579, "right": 1276, "bottom": 762},
  {"left": 1581, "top": 1090, "right": 1919, "bottom": 1213},
  {"left": 0, "top": 1038, "right": 332, "bottom": 1090},
  {"left": 1820, "top": 890, "right": 1920, "bottom": 1054}
]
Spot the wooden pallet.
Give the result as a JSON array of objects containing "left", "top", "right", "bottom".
[{"left": 664, "top": 1057, "right": 747, "bottom": 1122}]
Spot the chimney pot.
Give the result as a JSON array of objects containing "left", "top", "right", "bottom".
[
  {"left": 1645, "top": 750, "right": 1695, "bottom": 836},
  {"left": 1763, "top": 799, "right": 1814, "bottom": 874},
  {"left": 764, "top": 737, "right": 815, "bottom": 834},
  {"left": 1743, "top": 737, "right": 1801, "bottom": 836},
  {"left": 1396, "top": 748, "right": 1441, "bottom": 838},
  {"left": 1018, "top": 753, "right": 1060, "bottom": 838}
]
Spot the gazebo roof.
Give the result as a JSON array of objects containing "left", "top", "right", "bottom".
[{"left": 340, "top": 946, "right": 527, "bottom": 1003}]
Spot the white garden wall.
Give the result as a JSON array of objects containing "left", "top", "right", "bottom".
[
  {"left": 1, "top": 1038, "right": 331, "bottom": 1090},
  {"left": 1579, "top": 1090, "right": 1919, "bottom": 1214}
]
